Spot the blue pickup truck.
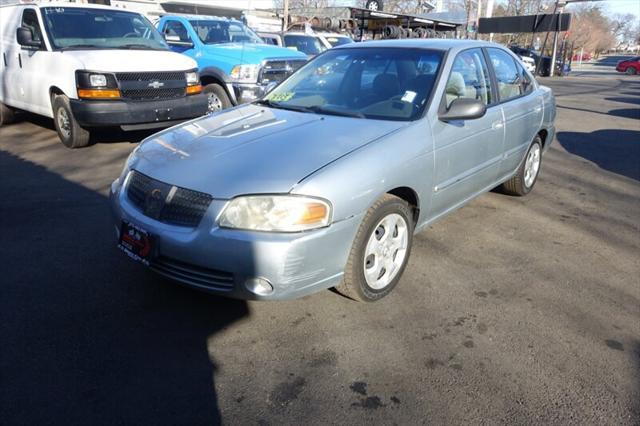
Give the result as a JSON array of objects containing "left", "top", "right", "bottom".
[{"left": 157, "top": 15, "right": 307, "bottom": 112}]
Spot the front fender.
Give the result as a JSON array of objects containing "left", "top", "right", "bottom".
[{"left": 292, "top": 119, "right": 435, "bottom": 228}]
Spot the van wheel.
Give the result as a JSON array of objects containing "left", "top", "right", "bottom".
[
  {"left": 335, "top": 194, "right": 413, "bottom": 302},
  {"left": 52, "top": 95, "right": 91, "bottom": 149},
  {"left": 0, "top": 102, "right": 17, "bottom": 126},
  {"left": 501, "top": 136, "right": 542, "bottom": 196},
  {"left": 203, "top": 83, "right": 231, "bottom": 113}
]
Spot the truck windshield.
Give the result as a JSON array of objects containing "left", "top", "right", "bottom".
[
  {"left": 42, "top": 7, "right": 168, "bottom": 50},
  {"left": 260, "top": 48, "right": 444, "bottom": 122},
  {"left": 190, "top": 20, "right": 263, "bottom": 44}
]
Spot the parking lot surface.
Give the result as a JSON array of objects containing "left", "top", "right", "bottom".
[{"left": 1, "top": 64, "right": 639, "bottom": 425}]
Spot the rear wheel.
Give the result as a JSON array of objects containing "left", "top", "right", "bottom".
[
  {"left": 501, "top": 136, "right": 542, "bottom": 196},
  {"left": 336, "top": 194, "right": 413, "bottom": 302},
  {"left": 626, "top": 67, "right": 637, "bottom": 75},
  {"left": 203, "top": 83, "right": 231, "bottom": 113},
  {"left": 0, "top": 102, "right": 17, "bottom": 126},
  {"left": 52, "top": 95, "right": 91, "bottom": 149}
]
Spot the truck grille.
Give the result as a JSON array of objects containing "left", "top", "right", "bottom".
[
  {"left": 126, "top": 171, "right": 212, "bottom": 228},
  {"left": 115, "top": 71, "right": 187, "bottom": 101},
  {"left": 259, "top": 59, "right": 306, "bottom": 85},
  {"left": 150, "top": 256, "right": 234, "bottom": 291}
]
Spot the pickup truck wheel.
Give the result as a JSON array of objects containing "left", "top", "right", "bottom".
[
  {"left": 502, "top": 136, "right": 542, "bottom": 196},
  {"left": 336, "top": 194, "right": 413, "bottom": 302},
  {"left": 203, "top": 84, "right": 231, "bottom": 113},
  {"left": 626, "top": 67, "right": 637, "bottom": 75},
  {"left": 0, "top": 102, "right": 17, "bottom": 126},
  {"left": 52, "top": 95, "right": 91, "bottom": 149}
]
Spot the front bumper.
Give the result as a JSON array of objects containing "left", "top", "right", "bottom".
[
  {"left": 70, "top": 94, "right": 208, "bottom": 129},
  {"left": 109, "top": 177, "right": 360, "bottom": 300}
]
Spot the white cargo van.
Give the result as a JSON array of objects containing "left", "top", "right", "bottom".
[{"left": 0, "top": 2, "right": 207, "bottom": 148}]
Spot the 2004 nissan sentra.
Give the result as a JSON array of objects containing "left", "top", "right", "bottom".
[{"left": 110, "top": 39, "right": 556, "bottom": 302}]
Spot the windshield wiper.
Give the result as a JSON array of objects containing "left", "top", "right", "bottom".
[
  {"left": 59, "top": 44, "right": 107, "bottom": 51},
  {"left": 254, "top": 99, "right": 304, "bottom": 111},
  {"left": 307, "top": 105, "right": 366, "bottom": 119},
  {"left": 120, "top": 44, "right": 163, "bottom": 50}
]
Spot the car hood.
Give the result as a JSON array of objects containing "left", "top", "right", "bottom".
[
  {"left": 131, "top": 104, "right": 406, "bottom": 199},
  {"left": 200, "top": 43, "right": 306, "bottom": 63},
  {"left": 58, "top": 49, "right": 197, "bottom": 72}
]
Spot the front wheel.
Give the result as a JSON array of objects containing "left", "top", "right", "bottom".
[
  {"left": 203, "top": 83, "right": 231, "bottom": 113},
  {"left": 501, "top": 136, "right": 542, "bottom": 196},
  {"left": 336, "top": 194, "right": 413, "bottom": 302},
  {"left": 0, "top": 101, "right": 17, "bottom": 126},
  {"left": 52, "top": 95, "right": 91, "bottom": 149},
  {"left": 626, "top": 67, "right": 637, "bottom": 75}
]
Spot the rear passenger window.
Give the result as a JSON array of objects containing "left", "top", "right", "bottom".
[
  {"left": 444, "top": 48, "right": 492, "bottom": 108},
  {"left": 488, "top": 48, "right": 532, "bottom": 101}
]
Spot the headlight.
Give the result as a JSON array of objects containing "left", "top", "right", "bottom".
[
  {"left": 185, "top": 70, "right": 199, "bottom": 85},
  {"left": 219, "top": 195, "right": 331, "bottom": 232},
  {"left": 76, "top": 71, "right": 120, "bottom": 99},
  {"left": 230, "top": 64, "right": 260, "bottom": 83}
]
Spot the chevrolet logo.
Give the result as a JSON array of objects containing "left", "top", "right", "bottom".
[{"left": 148, "top": 81, "right": 164, "bottom": 89}]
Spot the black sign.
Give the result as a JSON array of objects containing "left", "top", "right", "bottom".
[{"left": 478, "top": 13, "right": 571, "bottom": 34}]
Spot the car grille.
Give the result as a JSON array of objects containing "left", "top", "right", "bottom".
[
  {"left": 115, "top": 71, "right": 187, "bottom": 101},
  {"left": 150, "top": 256, "right": 234, "bottom": 291},
  {"left": 126, "top": 170, "right": 213, "bottom": 228},
  {"left": 259, "top": 59, "right": 306, "bottom": 85}
]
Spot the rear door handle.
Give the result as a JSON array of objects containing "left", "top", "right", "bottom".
[{"left": 492, "top": 121, "right": 504, "bottom": 130}]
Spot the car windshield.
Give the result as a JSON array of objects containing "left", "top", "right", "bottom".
[
  {"left": 325, "top": 36, "right": 352, "bottom": 47},
  {"left": 284, "top": 35, "right": 326, "bottom": 56},
  {"left": 190, "top": 20, "right": 263, "bottom": 44},
  {"left": 42, "top": 7, "right": 168, "bottom": 50},
  {"left": 260, "top": 47, "right": 443, "bottom": 121}
]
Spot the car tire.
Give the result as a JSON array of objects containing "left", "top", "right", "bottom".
[
  {"left": 365, "top": 0, "right": 384, "bottom": 11},
  {"left": 0, "top": 101, "right": 17, "bottom": 126},
  {"left": 52, "top": 95, "right": 91, "bottom": 149},
  {"left": 203, "top": 83, "right": 231, "bottom": 113},
  {"left": 626, "top": 67, "right": 637, "bottom": 75},
  {"left": 336, "top": 194, "right": 414, "bottom": 302},
  {"left": 501, "top": 136, "right": 543, "bottom": 196}
]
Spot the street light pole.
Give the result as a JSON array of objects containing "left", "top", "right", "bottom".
[{"left": 549, "top": 1, "right": 563, "bottom": 76}]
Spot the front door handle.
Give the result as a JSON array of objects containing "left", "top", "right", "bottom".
[{"left": 492, "top": 121, "right": 504, "bottom": 130}]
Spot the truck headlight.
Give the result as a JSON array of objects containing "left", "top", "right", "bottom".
[
  {"left": 230, "top": 64, "right": 261, "bottom": 83},
  {"left": 185, "top": 69, "right": 202, "bottom": 95},
  {"left": 219, "top": 195, "right": 331, "bottom": 232}
]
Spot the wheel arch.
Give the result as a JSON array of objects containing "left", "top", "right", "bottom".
[{"left": 387, "top": 186, "right": 420, "bottom": 224}]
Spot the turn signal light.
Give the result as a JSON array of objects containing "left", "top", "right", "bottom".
[
  {"left": 78, "top": 89, "right": 121, "bottom": 99},
  {"left": 185, "top": 84, "right": 202, "bottom": 95}
]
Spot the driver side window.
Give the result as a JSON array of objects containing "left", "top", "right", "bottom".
[
  {"left": 21, "top": 9, "right": 43, "bottom": 44},
  {"left": 164, "top": 21, "right": 190, "bottom": 43},
  {"left": 444, "top": 48, "right": 492, "bottom": 108}
]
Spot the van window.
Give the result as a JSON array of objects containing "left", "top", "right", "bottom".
[{"left": 21, "top": 9, "right": 43, "bottom": 44}]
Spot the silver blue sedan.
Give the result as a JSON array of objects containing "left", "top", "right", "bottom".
[{"left": 110, "top": 39, "right": 556, "bottom": 302}]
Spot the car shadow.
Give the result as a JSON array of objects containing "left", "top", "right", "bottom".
[
  {"left": 556, "top": 129, "right": 640, "bottom": 181},
  {"left": 609, "top": 108, "right": 640, "bottom": 120},
  {"left": 0, "top": 150, "right": 248, "bottom": 425}
]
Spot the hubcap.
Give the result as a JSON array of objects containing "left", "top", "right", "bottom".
[
  {"left": 207, "top": 92, "right": 223, "bottom": 112},
  {"left": 363, "top": 213, "right": 408, "bottom": 290},
  {"left": 57, "top": 107, "right": 71, "bottom": 139},
  {"left": 524, "top": 144, "right": 541, "bottom": 188}
]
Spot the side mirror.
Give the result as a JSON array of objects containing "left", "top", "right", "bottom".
[
  {"left": 17, "top": 27, "right": 42, "bottom": 49},
  {"left": 164, "top": 34, "right": 193, "bottom": 48},
  {"left": 264, "top": 81, "right": 278, "bottom": 95},
  {"left": 439, "top": 98, "right": 487, "bottom": 122}
]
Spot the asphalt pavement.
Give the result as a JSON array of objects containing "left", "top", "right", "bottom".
[{"left": 1, "top": 59, "right": 639, "bottom": 425}]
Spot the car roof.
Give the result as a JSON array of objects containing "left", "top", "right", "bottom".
[{"left": 335, "top": 38, "right": 502, "bottom": 51}]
